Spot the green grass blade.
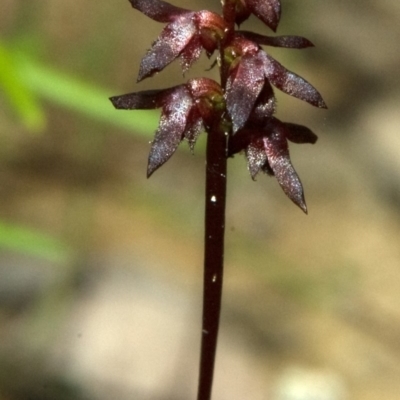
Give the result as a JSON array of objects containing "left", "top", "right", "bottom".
[
  {"left": 0, "top": 41, "right": 46, "bottom": 132},
  {"left": 14, "top": 52, "right": 159, "bottom": 137},
  {"left": 0, "top": 221, "right": 71, "bottom": 264}
]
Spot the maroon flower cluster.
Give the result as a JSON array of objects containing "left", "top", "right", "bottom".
[{"left": 110, "top": 0, "right": 326, "bottom": 212}]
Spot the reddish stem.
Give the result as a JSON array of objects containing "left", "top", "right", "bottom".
[
  {"left": 196, "top": 5, "right": 234, "bottom": 397},
  {"left": 196, "top": 122, "right": 228, "bottom": 400}
]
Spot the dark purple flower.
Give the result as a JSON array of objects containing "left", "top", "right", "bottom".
[
  {"left": 229, "top": 115, "right": 317, "bottom": 213},
  {"left": 110, "top": 78, "right": 224, "bottom": 176},
  {"left": 226, "top": 82, "right": 318, "bottom": 213},
  {"left": 113, "top": 0, "right": 327, "bottom": 211},
  {"left": 225, "top": 35, "right": 327, "bottom": 133},
  {"left": 129, "top": 0, "right": 228, "bottom": 81}
]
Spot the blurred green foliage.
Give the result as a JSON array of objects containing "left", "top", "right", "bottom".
[
  {"left": 0, "top": 36, "right": 160, "bottom": 261},
  {"left": 0, "top": 40, "right": 46, "bottom": 132},
  {"left": 0, "top": 220, "right": 71, "bottom": 264},
  {"left": 15, "top": 51, "right": 159, "bottom": 137},
  {"left": 1, "top": 38, "right": 159, "bottom": 137}
]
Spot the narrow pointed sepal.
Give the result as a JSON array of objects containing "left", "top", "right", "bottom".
[
  {"left": 138, "top": 15, "right": 196, "bottom": 81},
  {"left": 147, "top": 86, "right": 192, "bottom": 176},
  {"left": 128, "top": 0, "right": 190, "bottom": 23},
  {"left": 263, "top": 53, "right": 327, "bottom": 109},
  {"left": 110, "top": 88, "right": 173, "bottom": 110},
  {"left": 262, "top": 126, "right": 307, "bottom": 213},
  {"left": 238, "top": 31, "right": 314, "bottom": 49},
  {"left": 284, "top": 123, "right": 318, "bottom": 144},
  {"left": 246, "top": 0, "right": 281, "bottom": 32},
  {"left": 226, "top": 52, "right": 266, "bottom": 133}
]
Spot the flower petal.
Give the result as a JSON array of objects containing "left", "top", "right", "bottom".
[
  {"left": 246, "top": 139, "right": 267, "bottom": 179},
  {"left": 238, "top": 31, "right": 314, "bottom": 49},
  {"left": 109, "top": 88, "right": 175, "bottom": 110},
  {"left": 147, "top": 86, "right": 193, "bottom": 176},
  {"left": 180, "top": 36, "right": 203, "bottom": 72},
  {"left": 226, "top": 52, "right": 266, "bottom": 133},
  {"left": 138, "top": 14, "right": 196, "bottom": 82},
  {"left": 263, "top": 122, "right": 307, "bottom": 212},
  {"left": 184, "top": 108, "right": 204, "bottom": 152},
  {"left": 251, "top": 82, "right": 276, "bottom": 122},
  {"left": 245, "top": 0, "right": 281, "bottom": 32},
  {"left": 263, "top": 53, "right": 327, "bottom": 109},
  {"left": 128, "top": 0, "right": 190, "bottom": 23},
  {"left": 284, "top": 123, "right": 318, "bottom": 144}
]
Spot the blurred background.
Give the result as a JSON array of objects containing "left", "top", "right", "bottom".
[{"left": 1, "top": 1, "right": 400, "bottom": 399}]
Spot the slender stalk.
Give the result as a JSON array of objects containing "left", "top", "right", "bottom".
[{"left": 197, "top": 123, "right": 228, "bottom": 400}]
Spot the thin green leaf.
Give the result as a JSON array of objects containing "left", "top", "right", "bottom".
[
  {"left": 14, "top": 52, "right": 159, "bottom": 137},
  {"left": 0, "top": 41, "right": 46, "bottom": 132},
  {"left": 0, "top": 221, "right": 71, "bottom": 264}
]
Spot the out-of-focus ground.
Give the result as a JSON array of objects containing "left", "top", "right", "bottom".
[{"left": 1, "top": 1, "right": 400, "bottom": 399}]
